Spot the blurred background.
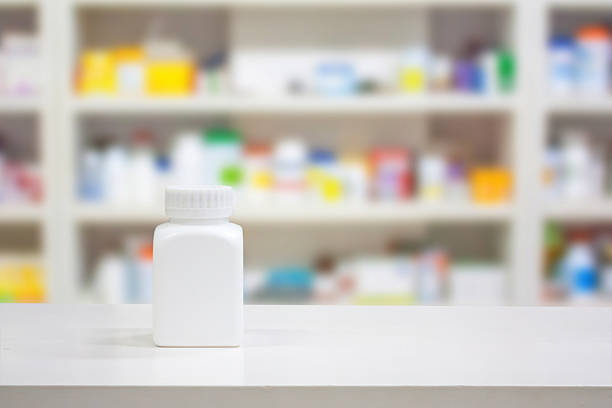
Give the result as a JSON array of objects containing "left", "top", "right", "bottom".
[{"left": 0, "top": 0, "right": 611, "bottom": 307}]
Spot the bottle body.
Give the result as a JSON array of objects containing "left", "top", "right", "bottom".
[{"left": 153, "top": 219, "right": 243, "bottom": 347}]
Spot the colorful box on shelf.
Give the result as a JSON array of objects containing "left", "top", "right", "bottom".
[
  {"left": 146, "top": 60, "right": 194, "bottom": 96},
  {"left": 470, "top": 167, "right": 512, "bottom": 204},
  {"left": 77, "top": 46, "right": 196, "bottom": 97},
  {"left": 78, "top": 50, "right": 117, "bottom": 95},
  {"left": 0, "top": 255, "right": 45, "bottom": 303}
]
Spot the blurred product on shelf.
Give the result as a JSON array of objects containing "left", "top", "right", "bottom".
[
  {"left": 548, "top": 24, "right": 611, "bottom": 96},
  {"left": 429, "top": 55, "right": 452, "bottom": 91},
  {"left": 170, "top": 130, "right": 204, "bottom": 186},
  {"left": 370, "top": 147, "right": 412, "bottom": 201},
  {"left": 576, "top": 26, "right": 610, "bottom": 96},
  {"left": 203, "top": 128, "right": 243, "bottom": 186},
  {"left": 315, "top": 61, "right": 357, "bottom": 97},
  {"left": 469, "top": 167, "right": 512, "bottom": 204},
  {"left": 0, "top": 254, "right": 44, "bottom": 302},
  {"left": 78, "top": 127, "right": 512, "bottom": 206},
  {"left": 77, "top": 35, "right": 226, "bottom": 96},
  {"left": 478, "top": 50, "right": 497, "bottom": 94},
  {"left": 115, "top": 47, "right": 145, "bottom": 96},
  {"left": 496, "top": 50, "right": 516, "bottom": 94},
  {"left": 307, "top": 148, "right": 343, "bottom": 203},
  {"left": 399, "top": 46, "right": 428, "bottom": 93},
  {"left": 0, "top": 134, "right": 42, "bottom": 204},
  {"left": 543, "top": 128, "right": 607, "bottom": 200},
  {"left": 543, "top": 224, "right": 612, "bottom": 304},
  {"left": 88, "top": 238, "right": 505, "bottom": 305},
  {"left": 273, "top": 138, "right": 307, "bottom": 202},
  {"left": 243, "top": 143, "right": 273, "bottom": 203},
  {"left": 561, "top": 231, "right": 598, "bottom": 299},
  {"left": 243, "top": 239, "right": 505, "bottom": 305},
  {"left": 129, "top": 130, "right": 158, "bottom": 204},
  {"left": 418, "top": 152, "right": 445, "bottom": 202},
  {"left": 91, "top": 236, "right": 152, "bottom": 304},
  {"left": 145, "top": 37, "right": 194, "bottom": 96},
  {"left": 549, "top": 36, "right": 576, "bottom": 95},
  {"left": 339, "top": 154, "right": 369, "bottom": 203},
  {"left": 85, "top": 232, "right": 507, "bottom": 307},
  {"left": 76, "top": 34, "right": 514, "bottom": 97},
  {"left": 446, "top": 157, "right": 470, "bottom": 201},
  {"left": 301, "top": 44, "right": 513, "bottom": 96},
  {"left": 78, "top": 49, "right": 116, "bottom": 95},
  {"left": 197, "top": 51, "right": 228, "bottom": 95},
  {"left": 447, "top": 38, "right": 516, "bottom": 95},
  {"left": 0, "top": 32, "right": 40, "bottom": 96}
]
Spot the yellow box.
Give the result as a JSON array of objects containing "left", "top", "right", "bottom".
[
  {"left": 399, "top": 68, "right": 425, "bottom": 93},
  {"left": 146, "top": 60, "right": 194, "bottom": 96},
  {"left": 78, "top": 50, "right": 116, "bottom": 95},
  {"left": 15, "top": 265, "right": 45, "bottom": 303},
  {"left": 470, "top": 168, "right": 512, "bottom": 204}
]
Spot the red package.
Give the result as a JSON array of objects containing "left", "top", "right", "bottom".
[{"left": 370, "top": 148, "right": 412, "bottom": 201}]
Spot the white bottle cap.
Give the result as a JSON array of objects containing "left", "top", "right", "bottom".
[{"left": 165, "top": 185, "right": 234, "bottom": 219}]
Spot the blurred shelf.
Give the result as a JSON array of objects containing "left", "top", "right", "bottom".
[
  {"left": 540, "top": 298, "right": 612, "bottom": 307},
  {"left": 0, "top": 0, "right": 36, "bottom": 7},
  {"left": 74, "top": 204, "right": 164, "bottom": 224},
  {"left": 0, "top": 97, "right": 41, "bottom": 114},
  {"left": 74, "top": 202, "right": 513, "bottom": 225},
  {"left": 69, "top": 94, "right": 516, "bottom": 116},
  {"left": 69, "top": 0, "right": 514, "bottom": 8},
  {"left": 0, "top": 204, "right": 43, "bottom": 223},
  {"left": 234, "top": 202, "right": 513, "bottom": 224},
  {"left": 545, "top": 98, "right": 612, "bottom": 115},
  {"left": 544, "top": 201, "right": 612, "bottom": 222},
  {"left": 546, "top": 0, "right": 612, "bottom": 9}
]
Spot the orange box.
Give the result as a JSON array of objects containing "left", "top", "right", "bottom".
[{"left": 470, "top": 167, "right": 512, "bottom": 204}]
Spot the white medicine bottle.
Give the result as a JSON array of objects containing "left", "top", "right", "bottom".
[{"left": 153, "top": 185, "right": 243, "bottom": 347}]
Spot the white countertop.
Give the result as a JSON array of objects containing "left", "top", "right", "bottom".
[{"left": 1, "top": 304, "right": 612, "bottom": 407}]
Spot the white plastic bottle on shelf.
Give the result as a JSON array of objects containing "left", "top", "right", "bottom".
[
  {"left": 418, "top": 153, "right": 446, "bottom": 202},
  {"left": 153, "top": 186, "right": 243, "bottom": 347},
  {"left": 479, "top": 50, "right": 497, "bottom": 95},
  {"left": 561, "top": 237, "right": 598, "bottom": 303},
  {"left": 93, "top": 253, "right": 126, "bottom": 304},
  {"left": 560, "top": 129, "right": 593, "bottom": 200},
  {"left": 430, "top": 55, "right": 452, "bottom": 92},
  {"left": 128, "top": 130, "right": 157, "bottom": 205},
  {"left": 340, "top": 155, "right": 368, "bottom": 204},
  {"left": 101, "top": 144, "right": 130, "bottom": 204},
  {"left": 548, "top": 36, "right": 576, "bottom": 96},
  {"left": 575, "top": 25, "right": 610, "bottom": 96},
  {"left": 170, "top": 131, "right": 205, "bottom": 186},
  {"left": 79, "top": 147, "right": 103, "bottom": 202},
  {"left": 543, "top": 141, "right": 562, "bottom": 199}
]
